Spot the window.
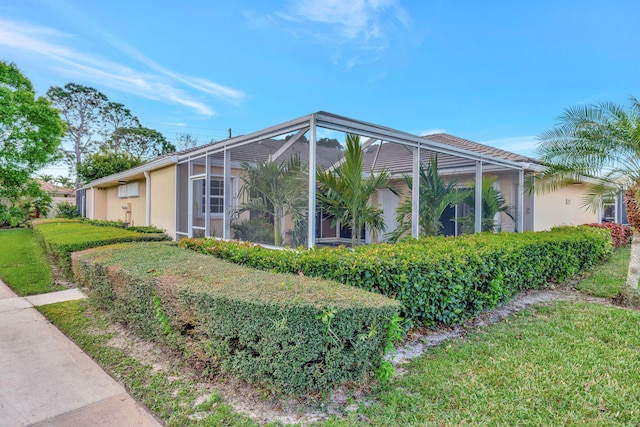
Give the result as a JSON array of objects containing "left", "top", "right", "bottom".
[
  {"left": 201, "top": 178, "right": 225, "bottom": 215},
  {"left": 118, "top": 182, "right": 139, "bottom": 198},
  {"left": 210, "top": 179, "right": 224, "bottom": 214},
  {"left": 602, "top": 199, "right": 616, "bottom": 222}
]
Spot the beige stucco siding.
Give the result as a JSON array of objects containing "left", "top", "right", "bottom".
[
  {"left": 533, "top": 185, "right": 599, "bottom": 230},
  {"left": 90, "top": 188, "right": 107, "bottom": 220},
  {"left": 149, "top": 165, "right": 176, "bottom": 237},
  {"left": 105, "top": 182, "right": 146, "bottom": 226}
]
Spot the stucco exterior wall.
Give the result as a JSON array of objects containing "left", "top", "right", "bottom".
[
  {"left": 149, "top": 165, "right": 176, "bottom": 237},
  {"left": 533, "top": 184, "right": 599, "bottom": 230},
  {"left": 90, "top": 188, "right": 108, "bottom": 220},
  {"left": 103, "top": 182, "right": 146, "bottom": 226}
]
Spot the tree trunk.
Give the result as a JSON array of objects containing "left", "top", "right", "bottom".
[
  {"left": 616, "top": 182, "right": 640, "bottom": 308},
  {"left": 274, "top": 208, "right": 282, "bottom": 247}
]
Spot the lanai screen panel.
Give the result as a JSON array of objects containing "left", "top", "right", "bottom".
[{"left": 226, "top": 132, "right": 316, "bottom": 248}]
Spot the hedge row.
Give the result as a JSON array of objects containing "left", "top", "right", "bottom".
[
  {"left": 81, "top": 218, "right": 165, "bottom": 233},
  {"left": 32, "top": 219, "right": 170, "bottom": 277},
  {"left": 586, "top": 222, "right": 633, "bottom": 248},
  {"left": 72, "top": 242, "right": 399, "bottom": 395},
  {"left": 179, "top": 226, "right": 613, "bottom": 328}
]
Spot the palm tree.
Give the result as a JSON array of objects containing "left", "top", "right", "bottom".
[
  {"left": 238, "top": 155, "right": 307, "bottom": 247},
  {"left": 458, "top": 175, "right": 516, "bottom": 233},
  {"left": 529, "top": 97, "right": 640, "bottom": 308},
  {"left": 387, "top": 155, "right": 464, "bottom": 242},
  {"left": 38, "top": 174, "right": 54, "bottom": 183},
  {"left": 316, "top": 134, "right": 398, "bottom": 247},
  {"left": 55, "top": 176, "right": 75, "bottom": 189}
]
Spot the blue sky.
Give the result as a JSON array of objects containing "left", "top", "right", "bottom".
[{"left": 2, "top": 0, "right": 639, "bottom": 176}]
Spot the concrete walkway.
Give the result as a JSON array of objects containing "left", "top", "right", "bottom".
[{"left": 0, "top": 281, "right": 162, "bottom": 426}]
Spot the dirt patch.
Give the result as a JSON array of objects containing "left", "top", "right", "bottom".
[
  {"left": 99, "top": 320, "right": 349, "bottom": 425},
  {"left": 47, "top": 253, "right": 76, "bottom": 289}
]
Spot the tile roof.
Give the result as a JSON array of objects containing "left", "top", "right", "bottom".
[
  {"left": 37, "top": 180, "right": 75, "bottom": 195},
  {"left": 424, "top": 133, "right": 539, "bottom": 164}
]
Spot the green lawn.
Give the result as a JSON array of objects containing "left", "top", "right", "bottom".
[
  {"left": 352, "top": 302, "right": 640, "bottom": 426},
  {"left": 576, "top": 246, "right": 630, "bottom": 298},
  {"left": 0, "top": 228, "right": 59, "bottom": 295}
]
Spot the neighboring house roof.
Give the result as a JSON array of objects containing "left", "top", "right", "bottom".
[{"left": 37, "top": 180, "right": 75, "bottom": 197}]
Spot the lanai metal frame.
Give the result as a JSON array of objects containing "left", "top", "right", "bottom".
[{"left": 175, "top": 111, "right": 528, "bottom": 247}]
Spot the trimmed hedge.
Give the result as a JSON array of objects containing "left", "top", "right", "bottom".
[
  {"left": 586, "top": 222, "right": 632, "bottom": 248},
  {"left": 33, "top": 219, "right": 170, "bottom": 277},
  {"left": 72, "top": 242, "right": 399, "bottom": 395},
  {"left": 81, "top": 219, "right": 165, "bottom": 233},
  {"left": 179, "top": 227, "right": 613, "bottom": 328}
]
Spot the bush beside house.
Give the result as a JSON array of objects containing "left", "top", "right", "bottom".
[
  {"left": 72, "top": 242, "right": 399, "bottom": 395},
  {"left": 586, "top": 222, "right": 632, "bottom": 248},
  {"left": 179, "top": 226, "right": 612, "bottom": 328}
]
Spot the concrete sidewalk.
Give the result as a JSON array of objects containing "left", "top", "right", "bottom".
[{"left": 0, "top": 281, "right": 162, "bottom": 426}]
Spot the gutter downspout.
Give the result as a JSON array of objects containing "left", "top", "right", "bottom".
[
  {"left": 144, "top": 171, "right": 151, "bottom": 226},
  {"left": 91, "top": 187, "right": 95, "bottom": 220}
]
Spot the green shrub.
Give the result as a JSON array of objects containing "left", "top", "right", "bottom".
[
  {"left": 33, "top": 220, "right": 170, "bottom": 277},
  {"left": 72, "top": 242, "right": 399, "bottom": 395},
  {"left": 127, "top": 225, "right": 165, "bottom": 233},
  {"left": 55, "top": 201, "right": 82, "bottom": 219},
  {"left": 82, "top": 219, "right": 128, "bottom": 228},
  {"left": 585, "top": 222, "right": 633, "bottom": 248},
  {"left": 79, "top": 219, "right": 164, "bottom": 234},
  {"left": 231, "top": 217, "right": 275, "bottom": 244},
  {"left": 0, "top": 204, "right": 27, "bottom": 228},
  {"left": 179, "top": 226, "right": 612, "bottom": 328}
]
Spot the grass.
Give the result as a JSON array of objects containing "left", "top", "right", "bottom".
[
  {"left": 351, "top": 302, "right": 640, "bottom": 426},
  {"left": 38, "top": 300, "right": 260, "bottom": 427},
  {"left": 0, "top": 228, "right": 60, "bottom": 295},
  {"left": 576, "top": 246, "right": 630, "bottom": 298}
]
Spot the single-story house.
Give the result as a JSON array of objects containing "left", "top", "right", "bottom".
[{"left": 79, "top": 111, "right": 625, "bottom": 247}]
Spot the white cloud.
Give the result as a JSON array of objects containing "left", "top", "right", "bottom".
[
  {"left": 0, "top": 19, "right": 245, "bottom": 116},
  {"left": 418, "top": 128, "right": 446, "bottom": 136},
  {"left": 256, "top": 0, "right": 409, "bottom": 62}
]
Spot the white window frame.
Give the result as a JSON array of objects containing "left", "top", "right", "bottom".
[
  {"left": 198, "top": 175, "right": 237, "bottom": 218},
  {"left": 118, "top": 182, "right": 139, "bottom": 198}
]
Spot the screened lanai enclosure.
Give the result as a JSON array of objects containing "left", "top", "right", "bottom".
[{"left": 175, "top": 111, "right": 533, "bottom": 248}]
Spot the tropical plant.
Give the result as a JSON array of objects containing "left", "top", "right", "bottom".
[
  {"left": 0, "top": 180, "right": 52, "bottom": 227},
  {"left": 230, "top": 217, "right": 274, "bottom": 244},
  {"left": 238, "top": 155, "right": 307, "bottom": 247},
  {"left": 55, "top": 176, "right": 74, "bottom": 189},
  {"left": 528, "top": 97, "right": 640, "bottom": 307},
  {"left": 316, "top": 134, "right": 398, "bottom": 247},
  {"left": 38, "top": 174, "right": 55, "bottom": 183},
  {"left": 387, "top": 155, "right": 464, "bottom": 242},
  {"left": 55, "top": 201, "right": 82, "bottom": 219},
  {"left": 458, "top": 175, "right": 516, "bottom": 233}
]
